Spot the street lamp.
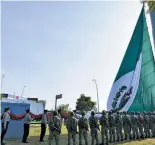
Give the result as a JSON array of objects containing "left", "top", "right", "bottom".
[
  {"left": 21, "top": 86, "right": 26, "bottom": 98},
  {"left": 1, "top": 74, "right": 5, "bottom": 92},
  {"left": 93, "top": 79, "right": 99, "bottom": 112}
]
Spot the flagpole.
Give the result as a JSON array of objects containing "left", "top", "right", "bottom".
[
  {"left": 55, "top": 95, "right": 57, "bottom": 110},
  {"left": 93, "top": 79, "right": 100, "bottom": 112},
  {"left": 21, "top": 86, "right": 26, "bottom": 98},
  {"left": 1, "top": 74, "right": 5, "bottom": 93}
]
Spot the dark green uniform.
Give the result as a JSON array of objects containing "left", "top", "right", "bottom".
[
  {"left": 78, "top": 111, "right": 88, "bottom": 145},
  {"left": 130, "top": 112, "right": 138, "bottom": 139},
  {"left": 108, "top": 111, "right": 116, "bottom": 143},
  {"left": 48, "top": 110, "right": 61, "bottom": 145},
  {"left": 137, "top": 113, "right": 144, "bottom": 139},
  {"left": 122, "top": 112, "right": 131, "bottom": 140},
  {"left": 115, "top": 111, "right": 123, "bottom": 142},
  {"left": 89, "top": 111, "right": 99, "bottom": 145},
  {"left": 100, "top": 110, "right": 109, "bottom": 145},
  {"left": 66, "top": 112, "right": 78, "bottom": 145},
  {"left": 143, "top": 112, "right": 150, "bottom": 138}
]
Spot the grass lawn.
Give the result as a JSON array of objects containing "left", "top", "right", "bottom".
[{"left": 5, "top": 124, "right": 155, "bottom": 145}]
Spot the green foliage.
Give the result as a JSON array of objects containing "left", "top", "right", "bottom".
[
  {"left": 147, "top": 1, "right": 155, "bottom": 13},
  {"left": 58, "top": 104, "right": 71, "bottom": 112},
  {"left": 76, "top": 94, "right": 96, "bottom": 112}
]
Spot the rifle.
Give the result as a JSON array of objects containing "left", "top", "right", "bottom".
[
  {"left": 70, "top": 126, "right": 78, "bottom": 134},
  {"left": 51, "top": 126, "right": 61, "bottom": 134},
  {"left": 96, "top": 124, "right": 100, "bottom": 131}
]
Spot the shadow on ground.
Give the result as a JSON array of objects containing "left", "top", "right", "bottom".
[{"left": 5, "top": 135, "right": 155, "bottom": 145}]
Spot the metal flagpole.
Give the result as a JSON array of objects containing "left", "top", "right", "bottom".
[{"left": 93, "top": 79, "right": 100, "bottom": 112}]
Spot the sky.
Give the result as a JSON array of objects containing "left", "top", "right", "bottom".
[{"left": 1, "top": 1, "right": 147, "bottom": 110}]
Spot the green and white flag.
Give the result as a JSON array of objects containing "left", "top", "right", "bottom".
[{"left": 107, "top": 7, "right": 155, "bottom": 112}]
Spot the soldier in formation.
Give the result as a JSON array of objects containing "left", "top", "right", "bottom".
[
  {"left": 48, "top": 110, "right": 61, "bottom": 145},
  {"left": 78, "top": 111, "right": 89, "bottom": 145},
  {"left": 66, "top": 111, "right": 78, "bottom": 145},
  {"left": 89, "top": 111, "right": 100, "bottom": 145},
  {"left": 99, "top": 110, "right": 108, "bottom": 145}
]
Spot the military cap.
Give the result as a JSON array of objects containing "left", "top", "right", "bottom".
[
  {"left": 4, "top": 107, "right": 10, "bottom": 112},
  {"left": 70, "top": 111, "right": 74, "bottom": 116},
  {"left": 26, "top": 108, "right": 30, "bottom": 112},
  {"left": 124, "top": 111, "right": 127, "bottom": 114},
  {"left": 44, "top": 110, "right": 48, "bottom": 113},
  {"left": 53, "top": 110, "right": 58, "bottom": 116},
  {"left": 58, "top": 108, "right": 62, "bottom": 113},
  {"left": 102, "top": 110, "right": 106, "bottom": 115},
  {"left": 91, "top": 111, "right": 95, "bottom": 116},
  {"left": 81, "top": 111, "right": 86, "bottom": 116}
]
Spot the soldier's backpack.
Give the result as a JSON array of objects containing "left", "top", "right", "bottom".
[
  {"left": 109, "top": 115, "right": 115, "bottom": 127},
  {"left": 138, "top": 115, "right": 144, "bottom": 124},
  {"left": 123, "top": 115, "right": 130, "bottom": 125}
]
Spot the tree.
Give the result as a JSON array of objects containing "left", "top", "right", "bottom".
[
  {"left": 147, "top": 1, "right": 155, "bottom": 13},
  {"left": 57, "top": 104, "right": 70, "bottom": 112},
  {"left": 76, "top": 94, "right": 96, "bottom": 112}
]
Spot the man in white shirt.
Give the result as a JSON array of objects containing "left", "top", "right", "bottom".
[
  {"left": 1, "top": 107, "right": 10, "bottom": 145},
  {"left": 22, "top": 108, "right": 32, "bottom": 143},
  {"left": 40, "top": 110, "right": 48, "bottom": 142}
]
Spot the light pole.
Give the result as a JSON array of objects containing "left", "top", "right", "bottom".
[
  {"left": 93, "top": 79, "right": 99, "bottom": 112},
  {"left": 21, "top": 86, "right": 26, "bottom": 98},
  {"left": 1, "top": 74, "right": 5, "bottom": 92}
]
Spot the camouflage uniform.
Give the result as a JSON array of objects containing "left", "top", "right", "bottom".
[
  {"left": 122, "top": 112, "right": 131, "bottom": 140},
  {"left": 143, "top": 112, "right": 150, "bottom": 138},
  {"left": 108, "top": 111, "right": 116, "bottom": 143},
  {"left": 130, "top": 112, "right": 138, "bottom": 139},
  {"left": 148, "top": 112, "right": 152, "bottom": 136},
  {"left": 58, "top": 109, "right": 62, "bottom": 133},
  {"left": 48, "top": 110, "right": 61, "bottom": 145},
  {"left": 78, "top": 111, "right": 88, "bottom": 145},
  {"left": 137, "top": 112, "right": 144, "bottom": 139},
  {"left": 100, "top": 110, "right": 109, "bottom": 145},
  {"left": 89, "top": 111, "right": 99, "bottom": 145},
  {"left": 115, "top": 111, "right": 123, "bottom": 142},
  {"left": 66, "top": 111, "right": 78, "bottom": 145},
  {"left": 150, "top": 112, "right": 155, "bottom": 137}
]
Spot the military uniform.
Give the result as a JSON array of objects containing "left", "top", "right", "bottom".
[
  {"left": 1, "top": 107, "right": 10, "bottom": 145},
  {"left": 48, "top": 110, "right": 61, "bottom": 145},
  {"left": 22, "top": 109, "right": 32, "bottom": 143},
  {"left": 130, "top": 112, "right": 138, "bottom": 139},
  {"left": 78, "top": 111, "right": 88, "bottom": 145},
  {"left": 58, "top": 109, "right": 62, "bottom": 133},
  {"left": 143, "top": 112, "right": 150, "bottom": 138},
  {"left": 100, "top": 110, "right": 109, "bottom": 145},
  {"left": 150, "top": 112, "right": 155, "bottom": 137},
  {"left": 122, "top": 112, "right": 131, "bottom": 140},
  {"left": 108, "top": 111, "right": 116, "bottom": 143},
  {"left": 66, "top": 111, "right": 78, "bottom": 145},
  {"left": 137, "top": 113, "right": 144, "bottom": 139},
  {"left": 115, "top": 111, "right": 123, "bottom": 142},
  {"left": 40, "top": 110, "right": 48, "bottom": 142},
  {"left": 89, "top": 111, "right": 99, "bottom": 145}
]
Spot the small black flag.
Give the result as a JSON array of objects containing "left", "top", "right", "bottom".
[{"left": 56, "top": 94, "right": 62, "bottom": 99}]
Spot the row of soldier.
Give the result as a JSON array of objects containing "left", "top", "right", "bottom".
[
  {"left": 1, "top": 107, "right": 155, "bottom": 145},
  {"left": 49, "top": 110, "right": 155, "bottom": 145}
]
